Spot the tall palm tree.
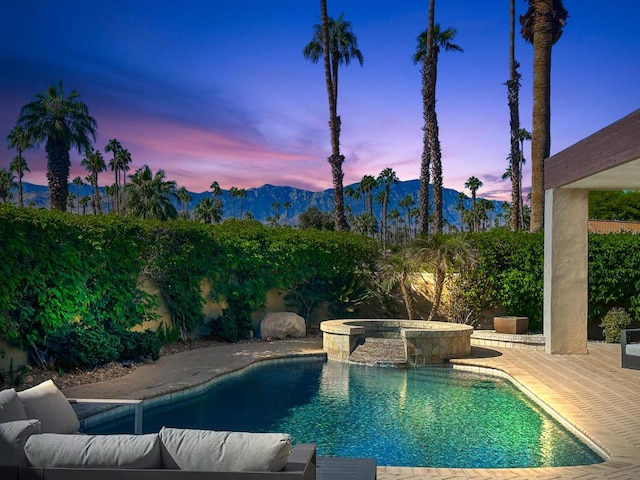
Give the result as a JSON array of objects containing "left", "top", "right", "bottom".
[
  {"left": 123, "top": 165, "right": 178, "bottom": 220},
  {"left": 358, "top": 174, "right": 378, "bottom": 215},
  {"left": 17, "top": 81, "right": 97, "bottom": 211},
  {"left": 72, "top": 176, "right": 84, "bottom": 214},
  {"left": 464, "top": 176, "right": 483, "bottom": 232},
  {"left": 521, "top": 0, "right": 568, "bottom": 232},
  {"left": 79, "top": 195, "right": 90, "bottom": 215},
  {"left": 176, "top": 186, "right": 192, "bottom": 219},
  {"left": 228, "top": 186, "right": 239, "bottom": 219},
  {"left": 236, "top": 188, "right": 247, "bottom": 218},
  {"left": 283, "top": 201, "right": 292, "bottom": 225},
  {"left": 507, "top": 0, "right": 523, "bottom": 232},
  {"left": 0, "top": 168, "right": 15, "bottom": 204},
  {"left": 194, "top": 196, "right": 222, "bottom": 224},
  {"left": 81, "top": 149, "right": 106, "bottom": 214},
  {"left": 105, "top": 139, "right": 123, "bottom": 213},
  {"left": 414, "top": 22, "right": 463, "bottom": 234},
  {"left": 377, "top": 167, "right": 399, "bottom": 247},
  {"left": 399, "top": 194, "right": 416, "bottom": 238},
  {"left": 518, "top": 127, "right": 532, "bottom": 229},
  {"left": 9, "top": 155, "right": 30, "bottom": 208},
  {"left": 304, "top": 5, "right": 363, "bottom": 231},
  {"left": 413, "top": 233, "right": 477, "bottom": 322},
  {"left": 7, "top": 125, "right": 33, "bottom": 207},
  {"left": 455, "top": 191, "right": 467, "bottom": 232}
]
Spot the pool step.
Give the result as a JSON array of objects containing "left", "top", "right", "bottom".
[{"left": 349, "top": 338, "right": 407, "bottom": 367}]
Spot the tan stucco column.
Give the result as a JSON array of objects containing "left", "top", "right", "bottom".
[{"left": 543, "top": 188, "right": 589, "bottom": 354}]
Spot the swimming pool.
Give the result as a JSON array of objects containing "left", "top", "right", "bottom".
[{"left": 85, "top": 358, "right": 603, "bottom": 468}]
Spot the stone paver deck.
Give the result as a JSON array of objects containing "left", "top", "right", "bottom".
[{"left": 63, "top": 338, "right": 640, "bottom": 480}]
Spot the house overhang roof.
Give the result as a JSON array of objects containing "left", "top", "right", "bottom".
[{"left": 545, "top": 109, "right": 640, "bottom": 190}]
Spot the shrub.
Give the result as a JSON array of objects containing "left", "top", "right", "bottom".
[
  {"left": 600, "top": 307, "right": 632, "bottom": 343},
  {"left": 47, "top": 324, "right": 122, "bottom": 369},
  {"left": 116, "top": 329, "right": 161, "bottom": 362}
]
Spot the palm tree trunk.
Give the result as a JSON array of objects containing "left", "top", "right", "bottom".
[
  {"left": 427, "top": 266, "right": 445, "bottom": 322},
  {"left": 508, "top": 0, "right": 522, "bottom": 232},
  {"left": 321, "top": 0, "right": 348, "bottom": 231},
  {"left": 400, "top": 275, "right": 415, "bottom": 321},
  {"left": 45, "top": 140, "right": 70, "bottom": 211},
  {"left": 530, "top": 0, "right": 554, "bottom": 233}
]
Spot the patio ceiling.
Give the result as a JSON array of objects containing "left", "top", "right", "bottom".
[{"left": 545, "top": 108, "right": 640, "bottom": 190}]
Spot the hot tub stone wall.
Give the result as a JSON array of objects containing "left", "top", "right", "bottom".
[{"left": 321, "top": 319, "right": 472, "bottom": 365}]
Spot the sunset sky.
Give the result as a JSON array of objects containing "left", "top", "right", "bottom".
[{"left": 1, "top": 1, "right": 638, "bottom": 200}]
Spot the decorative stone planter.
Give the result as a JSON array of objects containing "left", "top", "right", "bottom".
[{"left": 494, "top": 316, "right": 529, "bottom": 334}]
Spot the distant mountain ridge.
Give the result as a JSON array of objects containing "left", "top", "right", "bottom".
[{"left": 18, "top": 180, "right": 503, "bottom": 228}]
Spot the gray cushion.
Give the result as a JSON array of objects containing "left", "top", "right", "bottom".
[
  {"left": 626, "top": 343, "right": 640, "bottom": 356},
  {"left": 24, "top": 433, "right": 162, "bottom": 468},
  {"left": 159, "top": 427, "right": 291, "bottom": 472},
  {"left": 17, "top": 379, "right": 80, "bottom": 433},
  {"left": 0, "top": 419, "right": 41, "bottom": 467},
  {"left": 0, "top": 388, "right": 28, "bottom": 423}
]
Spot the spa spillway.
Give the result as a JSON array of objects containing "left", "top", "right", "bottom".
[{"left": 320, "top": 319, "right": 473, "bottom": 365}]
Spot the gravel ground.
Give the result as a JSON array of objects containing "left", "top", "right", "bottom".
[{"left": 10, "top": 337, "right": 246, "bottom": 392}]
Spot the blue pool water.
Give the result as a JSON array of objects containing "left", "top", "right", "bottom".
[{"left": 86, "top": 358, "right": 603, "bottom": 468}]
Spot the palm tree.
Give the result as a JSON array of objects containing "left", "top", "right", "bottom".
[
  {"left": 358, "top": 174, "right": 378, "bottom": 215},
  {"left": 228, "top": 186, "right": 239, "bottom": 219},
  {"left": 210, "top": 181, "right": 224, "bottom": 219},
  {"left": 413, "top": 233, "right": 477, "bottom": 322},
  {"left": 105, "top": 139, "right": 130, "bottom": 213},
  {"left": 507, "top": 0, "right": 523, "bottom": 232},
  {"left": 521, "top": 0, "right": 568, "bottom": 232},
  {"left": 352, "top": 213, "right": 378, "bottom": 237},
  {"left": 176, "top": 186, "right": 192, "bottom": 219},
  {"left": 79, "top": 195, "right": 90, "bottom": 215},
  {"left": 518, "top": 127, "right": 532, "bottom": 229},
  {"left": 304, "top": 6, "right": 363, "bottom": 231},
  {"left": 455, "top": 191, "right": 467, "bottom": 232},
  {"left": 72, "top": 176, "right": 84, "bottom": 214},
  {"left": 378, "top": 248, "right": 420, "bottom": 320},
  {"left": 0, "top": 168, "right": 15, "bottom": 204},
  {"left": 81, "top": 149, "right": 106, "bottom": 214},
  {"left": 344, "top": 186, "right": 356, "bottom": 215},
  {"left": 414, "top": 18, "right": 463, "bottom": 234},
  {"left": 7, "top": 125, "right": 33, "bottom": 207},
  {"left": 283, "top": 201, "right": 292, "bottom": 225},
  {"left": 194, "top": 197, "right": 222, "bottom": 224},
  {"left": 123, "top": 165, "right": 178, "bottom": 220},
  {"left": 236, "top": 188, "right": 247, "bottom": 218},
  {"left": 377, "top": 167, "right": 399, "bottom": 247},
  {"left": 464, "top": 176, "right": 483, "bottom": 232},
  {"left": 399, "top": 194, "right": 416, "bottom": 239},
  {"left": 17, "top": 81, "right": 97, "bottom": 211}
]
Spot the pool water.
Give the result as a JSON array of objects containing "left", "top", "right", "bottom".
[{"left": 86, "top": 358, "right": 603, "bottom": 468}]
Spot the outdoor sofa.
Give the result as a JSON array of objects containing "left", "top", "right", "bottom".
[
  {"left": 621, "top": 328, "right": 640, "bottom": 369},
  {"left": 0, "top": 380, "right": 316, "bottom": 480}
]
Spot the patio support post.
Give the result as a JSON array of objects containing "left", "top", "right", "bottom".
[{"left": 543, "top": 188, "right": 589, "bottom": 354}]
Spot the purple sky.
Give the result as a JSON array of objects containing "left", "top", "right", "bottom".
[{"left": 1, "top": 0, "right": 639, "bottom": 200}]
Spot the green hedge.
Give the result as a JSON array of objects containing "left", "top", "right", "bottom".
[
  {"left": 455, "top": 229, "right": 640, "bottom": 332},
  {"left": 0, "top": 207, "right": 379, "bottom": 362}
]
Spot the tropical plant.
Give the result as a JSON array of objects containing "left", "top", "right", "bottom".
[
  {"left": 517, "top": 127, "right": 532, "bottom": 228},
  {"left": 0, "top": 168, "right": 15, "bottom": 204},
  {"left": 194, "top": 196, "right": 223, "bottom": 224},
  {"left": 506, "top": 0, "right": 523, "bottom": 232},
  {"left": 377, "top": 167, "right": 399, "bottom": 246},
  {"left": 105, "top": 139, "right": 131, "bottom": 213},
  {"left": 378, "top": 248, "right": 420, "bottom": 320},
  {"left": 352, "top": 213, "right": 378, "bottom": 237},
  {"left": 455, "top": 192, "right": 467, "bottom": 232},
  {"left": 412, "top": 233, "right": 477, "bottom": 321},
  {"left": 81, "top": 149, "right": 106, "bottom": 214},
  {"left": 358, "top": 174, "right": 378, "bottom": 215},
  {"left": 414, "top": 18, "right": 463, "bottom": 234},
  {"left": 72, "top": 176, "right": 84, "bottom": 214},
  {"left": 521, "top": 0, "right": 568, "bottom": 232},
  {"left": 17, "top": 81, "right": 97, "bottom": 211},
  {"left": 464, "top": 176, "right": 483, "bottom": 232},
  {"left": 283, "top": 201, "right": 292, "bottom": 225},
  {"left": 304, "top": 6, "right": 363, "bottom": 231},
  {"left": 7, "top": 125, "right": 33, "bottom": 207},
  {"left": 298, "top": 206, "right": 334, "bottom": 230},
  {"left": 176, "top": 186, "right": 193, "bottom": 219},
  {"left": 123, "top": 165, "right": 178, "bottom": 220}
]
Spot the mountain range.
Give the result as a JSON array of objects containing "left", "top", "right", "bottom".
[{"left": 17, "top": 180, "right": 505, "bottom": 228}]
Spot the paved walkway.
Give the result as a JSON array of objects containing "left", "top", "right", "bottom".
[{"left": 63, "top": 338, "right": 640, "bottom": 480}]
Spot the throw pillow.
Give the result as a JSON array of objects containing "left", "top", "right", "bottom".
[
  {"left": 0, "top": 388, "right": 28, "bottom": 423},
  {"left": 17, "top": 380, "right": 80, "bottom": 433},
  {"left": 0, "top": 419, "right": 41, "bottom": 467}
]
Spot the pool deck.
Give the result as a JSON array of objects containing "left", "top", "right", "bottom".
[{"left": 62, "top": 337, "right": 640, "bottom": 480}]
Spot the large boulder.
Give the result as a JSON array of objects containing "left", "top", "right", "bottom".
[{"left": 260, "top": 312, "right": 306, "bottom": 340}]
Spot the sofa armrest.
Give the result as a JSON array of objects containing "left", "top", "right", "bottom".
[{"left": 67, "top": 398, "right": 144, "bottom": 434}]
